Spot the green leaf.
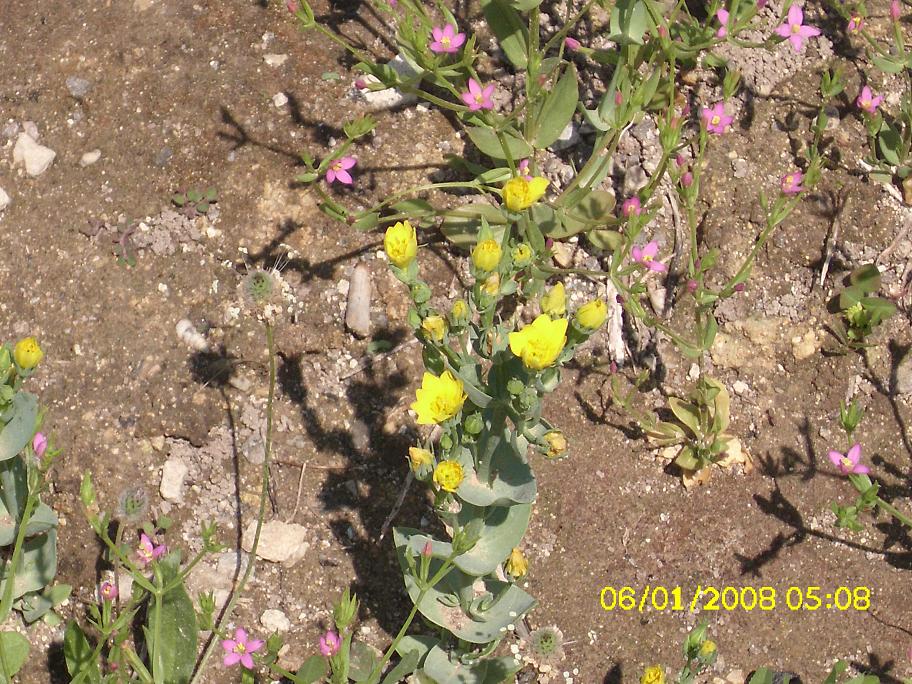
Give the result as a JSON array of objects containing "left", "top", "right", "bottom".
[
  {"left": 293, "top": 655, "right": 328, "bottom": 683},
  {"left": 609, "top": 0, "right": 650, "bottom": 45},
  {"left": 587, "top": 229, "right": 623, "bottom": 252},
  {"left": 395, "top": 635, "right": 438, "bottom": 664},
  {"left": 381, "top": 649, "right": 421, "bottom": 683},
  {"left": 0, "top": 393, "right": 38, "bottom": 462},
  {"left": 673, "top": 446, "right": 700, "bottom": 471},
  {"left": 533, "top": 65, "right": 579, "bottom": 149},
  {"left": 171, "top": 194, "right": 186, "bottom": 206},
  {"left": 205, "top": 188, "right": 217, "bottom": 201},
  {"left": 668, "top": 398, "right": 701, "bottom": 436},
  {"left": 65, "top": 621, "right": 100, "bottom": 683},
  {"left": 452, "top": 503, "right": 532, "bottom": 575},
  {"left": 872, "top": 53, "right": 906, "bottom": 73},
  {"left": 441, "top": 204, "right": 508, "bottom": 248},
  {"left": 352, "top": 212, "right": 380, "bottom": 232},
  {"left": 391, "top": 199, "right": 435, "bottom": 217},
  {"left": 479, "top": 0, "right": 528, "bottom": 68},
  {"left": 349, "top": 641, "right": 379, "bottom": 682},
  {"left": 511, "top": 0, "right": 543, "bottom": 9},
  {"left": 0, "top": 631, "right": 29, "bottom": 683},
  {"left": 146, "top": 558, "right": 198, "bottom": 684},
  {"left": 466, "top": 126, "right": 532, "bottom": 161},
  {"left": 455, "top": 434, "right": 537, "bottom": 506},
  {"left": 878, "top": 121, "right": 903, "bottom": 166},
  {"left": 849, "top": 263, "right": 882, "bottom": 292},
  {"left": 1, "top": 528, "right": 57, "bottom": 600},
  {"left": 822, "top": 661, "right": 848, "bottom": 684},
  {"left": 187, "top": 190, "right": 202, "bottom": 202},
  {"left": 422, "top": 644, "right": 522, "bottom": 684}
]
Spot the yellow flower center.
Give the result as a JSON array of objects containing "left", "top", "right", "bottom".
[
  {"left": 441, "top": 36, "right": 451, "bottom": 47},
  {"left": 841, "top": 456, "right": 853, "bottom": 469},
  {"left": 862, "top": 99, "right": 871, "bottom": 109},
  {"left": 234, "top": 643, "right": 247, "bottom": 654},
  {"left": 792, "top": 23, "right": 801, "bottom": 33},
  {"left": 711, "top": 115, "right": 720, "bottom": 125}
]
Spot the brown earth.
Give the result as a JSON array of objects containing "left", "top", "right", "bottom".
[{"left": 1, "top": 1, "right": 911, "bottom": 683}]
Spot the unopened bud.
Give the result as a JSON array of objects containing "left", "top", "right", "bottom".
[
  {"left": 687, "top": 279, "right": 698, "bottom": 293},
  {"left": 734, "top": 283, "right": 746, "bottom": 292},
  {"left": 565, "top": 36, "right": 581, "bottom": 51},
  {"left": 422, "top": 540, "right": 433, "bottom": 557}
]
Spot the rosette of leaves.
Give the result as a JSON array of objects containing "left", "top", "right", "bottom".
[
  {"left": 647, "top": 377, "right": 748, "bottom": 483},
  {"left": 829, "top": 264, "right": 896, "bottom": 349}
]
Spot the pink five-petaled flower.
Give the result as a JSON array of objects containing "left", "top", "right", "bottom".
[
  {"left": 460, "top": 78, "right": 495, "bottom": 112},
  {"left": 622, "top": 196, "right": 642, "bottom": 217},
  {"left": 319, "top": 630, "right": 341, "bottom": 657},
  {"left": 847, "top": 14, "right": 863, "bottom": 32},
  {"left": 518, "top": 159, "right": 533, "bottom": 181},
  {"left": 429, "top": 24, "right": 466, "bottom": 54},
  {"left": 326, "top": 156, "right": 356, "bottom": 185},
  {"left": 701, "top": 102, "right": 733, "bottom": 135},
  {"left": 632, "top": 242, "right": 667, "bottom": 272},
  {"left": 222, "top": 628, "right": 264, "bottom": 670},
  {"left": 136, "top": 533, "right": 167, "bottom": 568},
  {"left": 827, "top": 443, "right": 870, "bottom": 476},
  {"left": 716, "top": 9, "right": 730, "bottom": 38},
  {"left": 856, "top": 86, "right": 883, "bottom": 114},
  {"left": 99, "top": 581, "right": 118, "bottom": 602},
  {"left": 565, "top": 36, "right": 581, "bottom": 51},
  {"left": 781, "top": 170, "right": 804, "bottom": 195},
  {"left": 32, "top": 432, "right": 48, "bottom": 458},
  {"left": 775, "top": 4, "right": 821, "bottom": 53}
]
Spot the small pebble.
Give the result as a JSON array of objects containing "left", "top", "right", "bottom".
[
  {"left": 80, "top": 149, "right": 102, "bottom": 167},
  {"left": 272, "top": 92, "right": 289, "bottom": 108},
  {"left": 66, "top": 76, "right": 92, "bottom": 98}
]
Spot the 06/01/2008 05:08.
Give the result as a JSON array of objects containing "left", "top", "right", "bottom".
[{"left": 598, "top": 585, "right": 872, "bottom": 612}]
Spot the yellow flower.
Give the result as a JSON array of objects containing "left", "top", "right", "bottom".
[
  {"left": 502, "top": 176, "right": 549, "bottom": 212},
  {"left": 511, "top": 243, "right": 533, "bottom": 267},
  {"left": 450, "top": 299, "right": 469, "bottom": 324},
  {"left": 543, "top": 431, "right": 567, "bottom": 459},
  {"left": 433, "top": 460, "right": 464, "bottom": 492},
  {"left": 540, "top": 282, "right": 566, "bottom": 317},
  {"left": 472, "top": 239, "right": 502, "bottom": 272},
  {"left": 699, "top": 640, "right": 717, "bottom": 657},
  {"left": 508, "top": 315, "right": 567, "bottom": 370},
  {"left": 482, "top": 273, "right": 500, "bottom": 296},
  {"left": 575, "top": 298, "right": 608, "bottom": 330},
  {"left": 408, "top": 447, "right": 434, "bottom": 471},
  {"left": 640, "top": 666, "right": 665, "bottom": 684},
  {"left": 505, "top": 547, "right": 529, "bottom": 578},
  {"left": 411, "top": 370, "right": 467, "bottom": 425},
  {"left": 421, "top": 315, "right": 447, "bottom": 342},
  {"left": 13, "top": 338, "right": 43, "bottom": 370},
  {"left": 384, "top": 220, "right": 418, "bottom": 268}
]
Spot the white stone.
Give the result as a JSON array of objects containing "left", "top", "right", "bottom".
[
  {"left": 0, "top": 187, "right": 10, "bottom": 211},
  {"left": 732, "top": 380, "right": 749, "bottom": 395},
  {"left": 272, "top": 92, "right": 289, "bottom": 108},
  {"left": 345, "top": 264, "right": 372, "bottom": 338},
  {"left": 356, "top": 53, "right": 419, "bottom": 111},
  {"left": 242, "top": 520, "right": 310, "bottom": 566},
  {"left": 549, "top": 122, "right": 581, "bottom": 151},
  {"left": 260, "top": 608, "right": 292, "bottom": 633},
  {"left": 80, "top": 149, "right": 101, "bottom": 167},
  {"left": 159, "top": 457, "right": 189, "bottom": 503},
  {"left": 12, "top": 133, "right": 56, "bottom": 177},
  {"left": 264, "top": 53, "right": 289, "bottom": 67}
]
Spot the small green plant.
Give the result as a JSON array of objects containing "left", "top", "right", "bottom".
[
  {"left": 749, "top": 662, "right": 879, "bottom": 684},
  {"left": 171, "top": 187, "right": 218, "bottom": 216},
  {"left": 638, "top": 621, "right": 717, "bottom": 684},
  {"left": 829, "top": 264, "right": 897, "bottom": 350},
  {"left": 0, "top": 337, "right": 66, "bottom": 681}
]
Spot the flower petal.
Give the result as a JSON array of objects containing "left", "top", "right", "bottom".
[
  {"left": 335, "top": 169, "right": 353, "bottom": 185},
  {"left": 787, "top": 4, "right": 803, "bottom": 26},
  {"left": 827, "top": 450, "right": 843, "bottom": 467},
  {"left": 240, "top": 653, "right": 255, "bottom": 669},
  {"left": 847, "top": 443, "right": 862, "bottom": 463},
  {"left": 223, "top": 652, "right": 242, "bottom": 667}
]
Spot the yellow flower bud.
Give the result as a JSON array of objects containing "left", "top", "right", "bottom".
[
  {"left": 408, "top": 447, "right": 433, "bottom": 472},
  {"left": 502, "top": 176, "right": 549, "bottom": 212},
  {"left": 472, "top": 239, "right": 502, "bottom": 272},
  {"left": 13, "top": 338, "right": 43, "bottom": 370},
  {"left": 384, "top": 220, "right": 418, "bottom": 268},
  {"left": 511, "top": 243, "right": 533, "bottom": 267},
  {"left": 421, "top": 315, "right": 447, "bottom": 342},
  {"left": 450, "top": 299, "right": 469, "bottom": 324},
  {"left": 543, "top": 431, "right": 567, "bottom": 459},
  {"left": 433, "top": 460, "right": 464, "bottom": 492},
  {"left": 482, "top": 273, "right": 500, "bottom": 296},
  {"left": 640, "top": 666, "right": 665, "bottom": 684},
  {"left": 541, "top": 282, "right": 566, "bottom": 317},
  {"left": 575, "top": 298, "right": 608, "bottom": 330},
  {"left": 505, "top": 547, "right": 529, "bottom": 578}
]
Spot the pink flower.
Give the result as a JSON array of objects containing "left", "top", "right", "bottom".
[
  {"left": 565, "top": 36, "right": 581, "bottom": 51},
  {"left": 460, "top": 78, "right": 495, "bottom": 112},
  {"left": 891, "top": 0, "right": 901, "bottom": 21},
  {"left": 222, "top": 627, "right": 264, "bottom": 669},
  {"left": 32, "top": 432, "right": 47, "bottom": 458},
  {"left": 781, "top": 170, "right": 804, "bottom": 194},
  {"left": 701, "top": 102, "right": 733, "bottom": 134},
  {"left": 716, "top": 9, "right": 730, "bottom": 38},
  {"left": 856, "top": 86, "right": 883, "bottom": 114},
  {"left": 757, "top": 0, "right": 768, "bottom": 9},
  {"left": 622, "top": 197, "right": 642, "bottom": 217},
  {"left": 518, "top": 159, "right": 533, "bottom": 180},
  {"left": 681, "top": 171, "right": 694, "bottom": 187},
  {"left": 99, "top": 581, "right": 118, "bottom": 602},
  {"left": 326, "top": 156, "right": 356, "bottom": 185},
  {"left": 429, "top": 24, "right": 466, "bottom": 54},
  {"left": 136, "top": 533, "right": 167, "bottom": 567},
  {"left": 827, "top": 443, "right": 870, "bottom": 476},
  {"left": 774, "top": 5, "right": 821, "bottom": 53},
  {"left": 632, "top": 241, "right": 667, "bottom": 272},
  {"left": 319, "top": 630, "right": 341, "bottom": 657},
  {"left": 847, "top": 14, "right": 863, "bottom": 32},
  {"left": 286, "top": 0, "right": 298, "bottom": 13}
]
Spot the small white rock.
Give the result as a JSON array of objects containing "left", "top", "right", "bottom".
[
  {"left": 12, "top": 133, "right": 56, "bottom": 177},
  {"left": 80, "top": 149, "right": 102, "bottom": 167},
  {"left": 732, "top": 380, "right": 749, "bottom": 395},
  {"left": 345, "top": 264, "right": 372, "bottom": 338},
  {"left": 176, "top": 319, "right": 209, "bottom": 352},
  {"left": 264, "top": 53, "right": 289, "bottom": 67},
  {"left": 159, "top": 457, "right": 189, "bottom": 503},
  {"left": 260, "top": 609, "right": 292, "bottom": 633},
  {"left": 0, "top": 187, "right": 10, "bottom": 211},
  {"left": 549, "top": 122, "right": 581, "bottom": 151},
  {"left": 272, "top": 92, "right": 289, "bottom": 108},
  {"left": 242, "top": 520, "right": 310, "bottom": 566}
]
